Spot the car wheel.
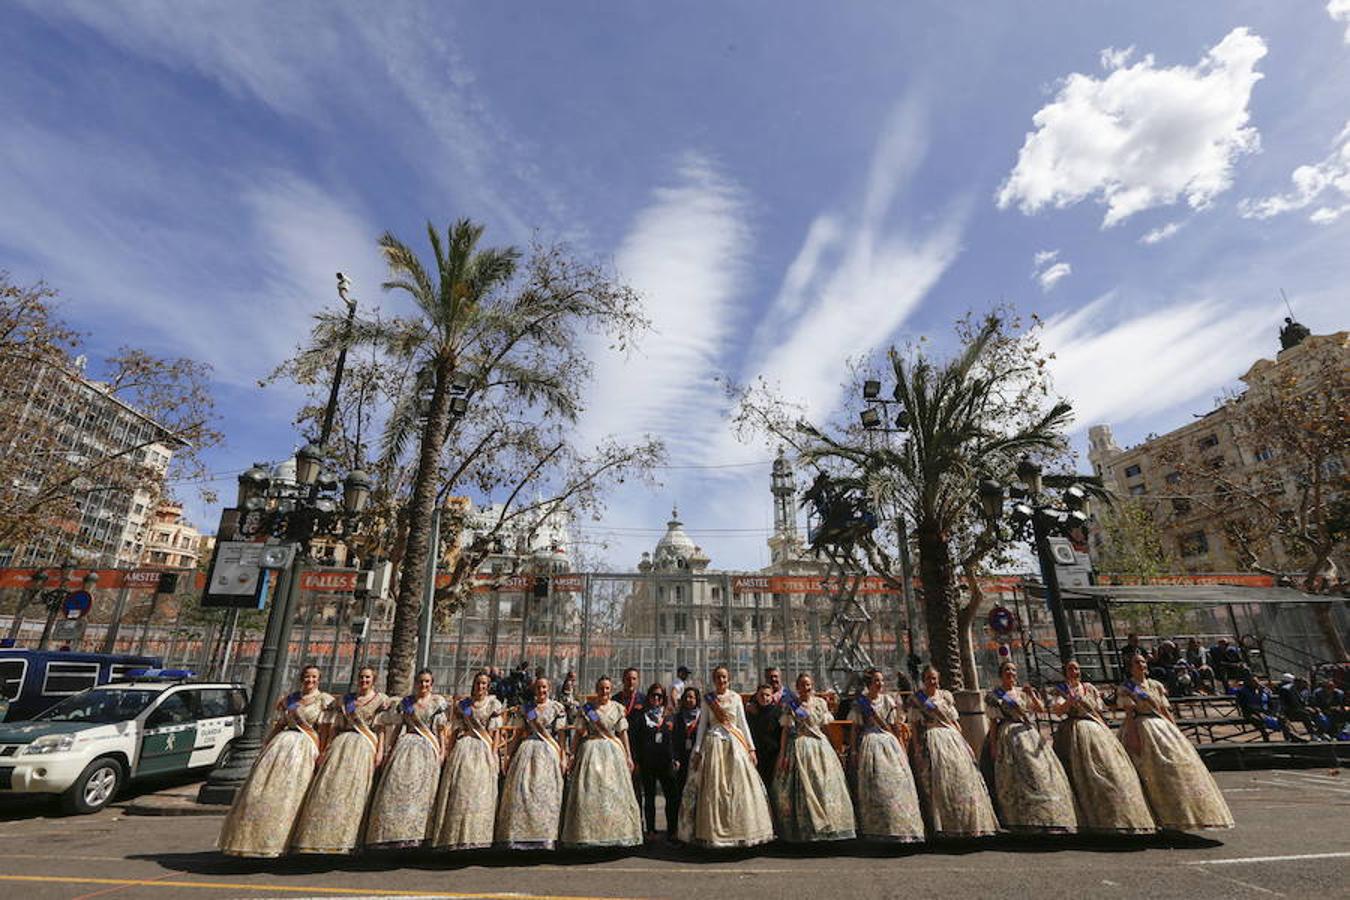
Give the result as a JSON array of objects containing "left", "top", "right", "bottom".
[
  {"left": 214, "top": 740, "right": 235, "bottom": 769},
  {"left": 61, "top": 757, "right": 124, "bottom": 815}
]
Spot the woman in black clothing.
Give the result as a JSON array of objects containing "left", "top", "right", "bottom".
[
  {"left": 632, "top": 683, "right": 679, "bottom": 839},
  {"left": 670, "top": 686, "right": 701, "bottom": 824}
]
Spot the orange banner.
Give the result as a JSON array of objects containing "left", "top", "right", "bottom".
[{"left": 0, "top": 567, "right": 206, "bottom": 590}]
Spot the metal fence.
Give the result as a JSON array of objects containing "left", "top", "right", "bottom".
[{"left": 6, "top": 566, "right": 1339, "bottom": 710}]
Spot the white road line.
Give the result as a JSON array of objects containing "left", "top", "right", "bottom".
[
  {"left": 1251, "top": 778, "right": 1350, "bottom": 796},
  {"left": 1207, "top": 871, "right": 1285, "bottom": 897},
  {"left": 1283, "top": 770, "right": 1346, "bottom": 784},
  {"left": 1184, "top": 851, "right": 1350, "bottom": 866}
]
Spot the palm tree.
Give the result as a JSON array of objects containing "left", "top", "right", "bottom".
[
  {"left": 804, "top": 315, "right": 1073, "bottom": 689},
  {"left": 334, "top": 220, "right": 648, "bottom": 694},
  {"left": 372, "top": 220, "right": 520, "bottom": 694}
]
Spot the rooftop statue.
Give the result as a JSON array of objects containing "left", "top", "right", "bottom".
[{"left": 1279, "top": 316, "right": 1311, "bottom": 350}]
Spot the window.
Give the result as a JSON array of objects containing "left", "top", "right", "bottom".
[
  {"left": 196, "top": 689, "right": 236, "bottom": 718},
  {"left": 1165, "top": 472, "right": 1182, "bottom": 485},
  {"left": 1123, "top": 464, "right": 1142, "bottom": 478},
  {"left": 1179, "top": 530, "right": 1209, "bottom": 558},
  {"left": 1128, "top": 484, "right": 1147, "bottom": 496},
  {"left": 108, "top": 663, "right": 143, "bottom": 683},
  {"left": 1198, "top": 434, "right": 1220, "bottom": 450},
  {"left": 146, "top": 692, "right": 196, "bottom": 728},
  {"left": 1253, "top": 447, "right": 1274, "bottom": 463},
  {"left": 36, "top": 688, "right": 155, "bottom": 723},
  {"left": 1171, "top": 498, "right": 1192, "bottom": 514},
  {"left": 0, "top": 659, "right": 28, "bottom": 700},
  {"left": 42, "top": 661, "right": 101, "bottom": 696}
]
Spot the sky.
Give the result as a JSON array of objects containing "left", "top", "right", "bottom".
[{"left": 2, "top": 2, "right": 1348, "bottom": 571}]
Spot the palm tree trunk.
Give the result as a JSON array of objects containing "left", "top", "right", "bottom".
[
  {"left": 915, "top": 518, "right": 963, "bottom": 690},
  {"left": 385, "top": 361, "right": 454, "bottom": 695}
]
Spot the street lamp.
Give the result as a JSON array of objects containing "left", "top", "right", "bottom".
[
  {"left": 199, "top": 274, "right": 370, "bottom": 806},
  {"left": 980, "top": 456, "right": 1091, "bottom": 667},
  {"left": 860, "top": 379, "right": 922, "bottom": 674}
]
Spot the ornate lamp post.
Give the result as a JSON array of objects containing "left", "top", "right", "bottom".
[
  {"left": 198, "top": 274, "right": 371, "bottom": 806},
  {"left": 860, "top": 378, "right": 922, "bottom": 673},
  {"left": 978, "top": 457, "right": 1092, "bottom": 667}
]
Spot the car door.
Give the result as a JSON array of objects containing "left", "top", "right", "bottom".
[
  {"left": 137, "top": 690, "right": 198, "bottom": 777},
  {"left": 188, "top": 688, "right": 245, "bottom": 768}
]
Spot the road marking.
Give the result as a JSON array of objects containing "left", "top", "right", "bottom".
[
  {"left": 1206, "top": 871, "right": 1285, "bottom": 897},
  {"left": 1252, "top": 778, "right": 1350, "bottom": 796},
  {"left": 1283, "top": 771, "right": 1345, "bottom": 783},
  {"left": 0, "top": 876, "right": 632, "bottom": 900},
  {"left": 71, "top": 870, "right": 178, "bottom": 900},
  {"left": 1184, "top": 851, "right": 1350, "bottom": 865}
]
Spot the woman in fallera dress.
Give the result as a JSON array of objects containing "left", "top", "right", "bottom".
[
  {"left": 496, "top": 676, "right": 568, "bottom": 850},
  {"left": 365, "top": 668, "right": 449, "bottom": 849},
  {"left": 982, "top": 660, "right": 1077, "bottom": 834},
  {"left": 772, "top": 673, "right": 856, "bottom": 843},
  {"left": 1119, "top": 654, "right": 1234, "bottom": 831},
  {"left": 430, "top": 670, "right": 503, "bottom": 850},
  {"left": 290, "top": 666, "right": 389, "bottom": 855},
  {"left": 560, "top": 675, "right": 643, "bottom": 849},
  {"left": 908, "top": 666, "right": 1000, "bottom": 839},
  {"left": 847, "top": 668, "right": 925, "bottom": 843},
  {"left": 218, "top": 665, "right": 332, "bottom": 858},
  {"left": 676, "top": 666, "right": 775, "bottom": 849},
  {"left": 1049, "top": 659, "right": 1154, "bottom": 834}
]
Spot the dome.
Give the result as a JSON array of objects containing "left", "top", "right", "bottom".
[
  {"left": 270, "top": 457, "right": 298, "bottom": 486},
  {"left": 653, "top": 506, "right": 696, "bottom": 569}
]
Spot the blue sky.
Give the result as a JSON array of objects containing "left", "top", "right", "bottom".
[{"left": 3, "top": 2, "right": 1348, "bottom": 569}]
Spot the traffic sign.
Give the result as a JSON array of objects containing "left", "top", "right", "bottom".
[
  {"left": 63, "top": 590, "right": 93, "bottom": 619},
  {"left": 987, "top": 604, "right": 1018, "bottom": 636}
]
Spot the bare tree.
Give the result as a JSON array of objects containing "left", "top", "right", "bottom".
[
  {"left": 0, "top": 272, "right": 221, "bottom": 559},
  {"left": 1158, "top": 339, "right": 1348, "bottom": 661}
]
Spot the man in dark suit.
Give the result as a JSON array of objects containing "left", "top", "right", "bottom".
[
  {"left": 615, "top": 666, "right": 647, "bottom": 805},
  {"left": 746, "top": 682, "right": 781, "bottom": 786}
]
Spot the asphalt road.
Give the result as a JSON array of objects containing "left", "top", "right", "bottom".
[{"left": 0, "top": 769, "right": 1347, "bottom": 899}]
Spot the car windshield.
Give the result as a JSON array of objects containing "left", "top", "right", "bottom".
[{"left": 36, "top": 689, "right": 156, "bottom": 724}]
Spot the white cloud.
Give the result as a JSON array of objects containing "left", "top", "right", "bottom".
[
  {"left": 1031, "top": 249, "right": 1071, "bottom": 291},
  {"left": 1331, "top": 0, "right": 1350, "bottom": 43},
  {"left": 740, "top": 98, "right": 965, "bottom": 425},
  {"left": 0, "top": 119, "right": 380, "bottom": 386},
  {"left": 18, "top": 2, "right": 563, "bottom": 243},
  {"left": 1239, "top": 121, "right": 1350, "bottom": 224},
  {"left": 578, "top": 154, "right": 751, "bottom": 461},
  {"left": 1139, "top": 221, "right": 1184, "bottom": 244},
  {"left": 1041, "top": 294, "right": 1274, "bottom": 428},
  {"left": 997, "top": 28, "right": 1266, "bottom": 227},
  {"left": 653, "top": 99, "right": 966, "bottom": 569},
  {"left": 1037, "top": 261, "right": 1073, "bottom": 291}
]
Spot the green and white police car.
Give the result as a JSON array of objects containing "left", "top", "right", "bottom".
[{"left": 0, "top": 671, "right": 246, "bottom": 814}]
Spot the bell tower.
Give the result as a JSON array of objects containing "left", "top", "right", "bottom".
[{"left": 768, "top": 449, "right": 800, "bottom": 566}]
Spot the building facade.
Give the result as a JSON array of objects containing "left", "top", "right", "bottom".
[
  {"left": 139, "top": 501, "right": 202, "bottom": 570},
  {"left": 1087, "top": 323, "right": 1347, "bottom": 577},
  {"left": 0, "top": 360, "right": 182, "bottom": 570}
]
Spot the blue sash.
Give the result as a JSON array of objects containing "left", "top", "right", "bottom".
[{"left": 1123, "top": 679, "right": 1151, "bottom": 702}]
